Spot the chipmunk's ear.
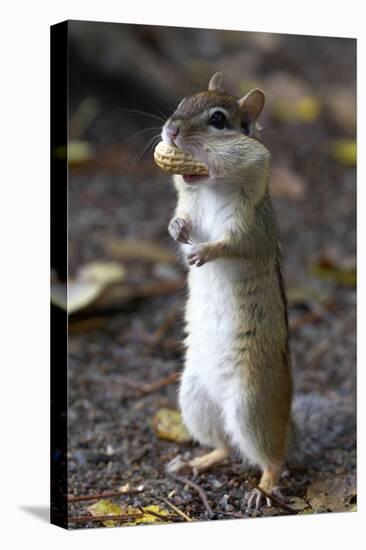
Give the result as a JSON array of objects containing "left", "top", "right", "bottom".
[
  {"left": 238, "top": 89, "right": 265, "bottom": 123},
  {"left": 208, "top": 72, "right": 224, "bottom": 92}
]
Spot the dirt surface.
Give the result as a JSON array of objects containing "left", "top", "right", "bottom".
[{"left": 65, "top": 27, "right": 356, "bottom": 528}]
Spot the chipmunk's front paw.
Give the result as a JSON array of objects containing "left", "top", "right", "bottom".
[
  {"left": 187, "top": 244, "right": 210, "bottom": 267},
  {"left": 168, "top": 217, "right": 192, "bottom": 244}
]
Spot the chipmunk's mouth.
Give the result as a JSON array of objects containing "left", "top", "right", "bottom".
[{"left": 183, "top": 174, "right": 209, "bottom": 184}]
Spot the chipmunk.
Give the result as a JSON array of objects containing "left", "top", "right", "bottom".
[{"left": 161, "top": 72, "right": 293, "bottom": 510}]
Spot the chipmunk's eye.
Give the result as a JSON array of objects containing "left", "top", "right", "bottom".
[{"left": 208, "top": 110, "right": 227, "bottom": 130}]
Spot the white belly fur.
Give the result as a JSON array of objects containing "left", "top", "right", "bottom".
[
  {"left": 185, "top": 260, "right": 241, "bottom": 396},
  {"left": 181, "top": 183, "right": 248, "bottom": 406}
]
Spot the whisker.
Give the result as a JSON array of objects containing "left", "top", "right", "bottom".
[
  {"left": 128, "top": 133, "right": 161, "bottom": 174},
  {"left": 111, "top": 106, "right": 165, "bottom": 123},
  {"left": 120, "top": 126, "right": 162, "bottom": 147},
  {"left": 148, "top": 101, "right": 170, "bottom": 121}
]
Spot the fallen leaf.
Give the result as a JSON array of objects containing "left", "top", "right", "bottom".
[
  {"left": 273, "top": 96, "right": 321, "bottom": 123},
  {"left": 264, "top": 72, "right": 321, "bottom": 123},
  {"left": 152, "top": 408, "right": 191, "bottom": 443},
  {"left": 270, "top": 165, "right": 306, "bottom": 200},
  {"left": 51, "top": 261, "right": 125, "bottom": 314},
  {"left": 287, "top": 285, "right": 331, "bottom": 307},
  {"left": 54, "top": 140, "right": 94, "bottom": 165},
  {"left": 87, "top": 499, "right": 125, "bottom": 528},
  {"left": 290, "top": 497, "right": 311, "bottom": 512},
  {"left": 52, "top": 280, "right": 101, "bottom": 314},
  {"left": 306, "top": 474, "right": 356, "bottom": 512},
  {"left": 87, "top": 500, "right": 172, "bottom": 527},
  {"left": 132, "top": 505, "right": 171, "bottom": 525},
  {"left": 78, "top": 261, "right": 125, "bottom": 285},
  {"left": 101, "top": 238, "right": 177, "bottom": 264},
  {"left": 324, "top": 88, "right": 356, "bottom": 131},
  {"left": 330, "top": 139, "right": 357, "bottom": 166},
  {"left": 310, "top": 257, "right": 356, "bottom": 288}
]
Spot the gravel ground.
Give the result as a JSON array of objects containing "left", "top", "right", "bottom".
[{"left": 65, "top": 30, "right": 356, "bottom": 528}]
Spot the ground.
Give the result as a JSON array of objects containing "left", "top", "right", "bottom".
[{"left": 63, "top": 27, "right": 356, "bottom": 528}]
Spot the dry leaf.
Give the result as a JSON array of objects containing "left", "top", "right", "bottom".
[
  {"left": 87, "top": 499, "right": 125, "bottom": 528},
  {"left": 78, "top": 261, "right": 125, "bottom": 285},
  {"left": 330, "top": 139, "right": 356, "bottom": 166},
  {"left": 264, "top": 73, "right": 320, "bottom": 123},
  {"left": 51, "top": 261, "right": 125, "bottom": 314},
  {"left": 52, "top": 280, "right": 101, "bottom": 314},
  {"left": 306, "top": 474, "right": 356, "bottom": 512},
  {"left": 101, "top": 238, "right": 177, "bottom": 264},
  {"left": 287, "top": 285, "right": 331, "bottom": 307},
  {"left": 54, "top": 140, "right": 94, "bottom": 165},
  {"left": 132, "top": 505, "right": 171, "bottom": 525},
  {"left": 87, "top": 499, "right": 172, "bottom": 527},
  {"left": 152, "top": 408, "right": 191, "bottom": 443},
  {"left": 290, "top": 497, "right": 311, "bottom": 512},
  {"left": 273, "top": 96, "right": 320, "bottom": 123},
  {"left": 270, "top": 165, "right": 306, "bottom": 200},
  {"left": 324, "top": 88, "right": 356, "bottom": 130},
  {"left": 310, "top": 257, "right": 356, "bottom": 288}
]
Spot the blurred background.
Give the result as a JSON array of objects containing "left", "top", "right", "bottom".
[{"left": 63, "top": 21, "right": 356, "bottom": 526}]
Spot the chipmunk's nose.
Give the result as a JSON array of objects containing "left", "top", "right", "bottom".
[
  {"left": 166, "top": 125, "right": 179, "bottom": 141},
  {"left": 162, "top": 119, "right": 181, "bottom": 146}
]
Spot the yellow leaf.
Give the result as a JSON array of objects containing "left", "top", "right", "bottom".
[
  {"left": 51, "top": 261, "right": 125, "bottom": 314},
  {"left": 78, "top": 261, "right": 125, "bottom": 285},
  {"left": 274, "top": 96, "right": 320, "bottom": 123},
  {"left": 54, "top": 140, "right": 94, "bottom": 165},
  {"left": 52, "top": 280, "right": 101, "bottom": 314},
  {"left": 87, "top": 499, "right": 124, "bottom": 528},
  {"left": 330, "top": 139, "right": 357, "bottom": 166},
  {"left": 310, "top": 264, "right": 356, "bottom": 288},
  {"left": 152, "top": 408, "right": 191, "bottom": 443},
  {"left": 134, "top": 505, "right": 171, "bottom": 525}
]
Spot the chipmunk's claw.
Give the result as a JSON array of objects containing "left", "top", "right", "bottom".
[
  {"left": 168, "top": 218, "right": 192, "bottom": 244},
  {"left": 165, "top": 455, "right": 192, "bottom": 475},
  {"left": 246, "top": 488, "right": 271, "bottom": 511},
  {"left": 187, "top": 244, "right": 208, "bottom": 267},
  {"left": 245, "top": 486, "right": 287, "bottom": 511}
]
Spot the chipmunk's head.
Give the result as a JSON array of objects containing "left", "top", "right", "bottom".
[{"left": 162, "top": 73, "right": 270, "bottom": 184}]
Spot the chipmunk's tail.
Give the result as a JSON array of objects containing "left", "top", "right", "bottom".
[{"left": 288, "top": 393, "right": 356, "bottom": 465}]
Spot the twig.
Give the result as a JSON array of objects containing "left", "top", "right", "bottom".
[
  {"left": 246, "top": 479, "right": 299, "bottom": 515},
  {"left": 117, "top": 372, "right": 180, "bottom": 396},
  {"left": 68, "top": 512, "right": 144, "bottom": 524},
  {"left": 140, "top": 372, "right": 181, "bottom": 394},
  {"left": 169, "top": 474, "right": 214, "bottom": 518},
  {"left": 67, "top": 487, "right": 143, "bottom": 502},
  {"left": 290, "top": 310, "right": 322, "bottom": 331},
  {"left": 137, "top": 506, "right": 178, "bottom": 522},
  {"left": 159, "top": 496, "right": 192, "bottom": 522},
  {"left": 152, "top": 305, "right": 179, "bottom": 343}
]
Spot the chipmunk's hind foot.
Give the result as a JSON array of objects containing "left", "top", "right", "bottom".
[
  {"left": 245, "top": 463, "right": 287, "bottom": 511},
  {"left": 245, "top": 485, "right": 287, "bottom": 511},
  {"left": 189, "top": 447, "right": 229, "bottom": 472},
  {"left": 166, "top": 447, "right": 229, "bottom": 475}
]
